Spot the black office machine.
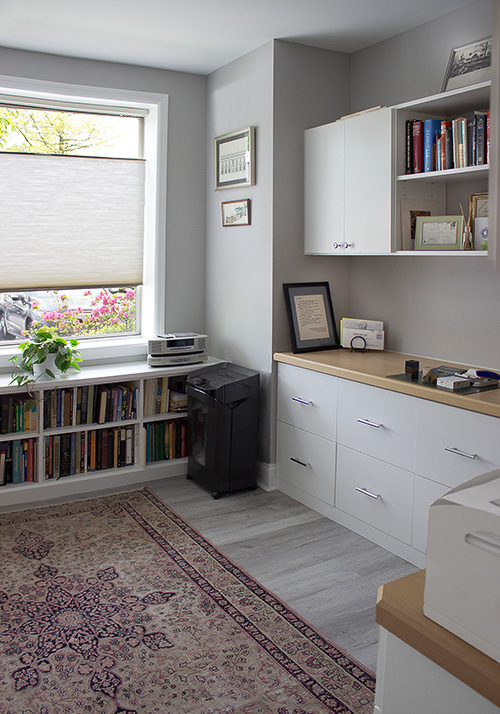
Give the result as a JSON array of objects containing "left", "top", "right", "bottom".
[{"left": 186, "top": 362, "right": 259, "bottom": 498}]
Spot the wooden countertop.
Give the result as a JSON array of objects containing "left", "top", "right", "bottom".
[
  {"left": 273, "top": 349, "right": 500, "bottom": 419},
  {"left": 376, "top": 570, "right": 500, "bottom": 708}
]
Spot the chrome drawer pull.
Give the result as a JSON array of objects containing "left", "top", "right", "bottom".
[
  {"left": 357, "top": 418, "right": 382, "bottom": 429},
  {"left": 444, "top": 446, "right": 477, "bottom": 460},
  {"left": 290, "top": 457, "right": 309, "bottom": 468},
  {"left": 291, "top": 397, "right": 312, "bottom": 406},
  {"left": 356, "top": 486, "right": 381, "bottom": 500}
]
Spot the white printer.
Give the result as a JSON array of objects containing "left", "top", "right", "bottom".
[{"left": 424, "top": 469, "right": 500, "bottom": 663}]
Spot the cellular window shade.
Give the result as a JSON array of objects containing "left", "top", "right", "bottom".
[{"left": 1, "top": 153, "right": 145, "bottom": 291}]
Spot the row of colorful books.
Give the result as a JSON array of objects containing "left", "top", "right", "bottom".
[
  {"left": 0, "top": 394, "right": 37, "bottom": 435},
  {"left": 143, "top": 376, "right": 188, "bottom": 416},
  {"left": 144, "top": 418, "right": 187, "bottom": 463},
  {"left": 405, "top": 111, "right": 489, "bottom": 174},
  {"left": 0, "top": 438, "right": 37, "bottom": 485},
  {"left": 42, "top": 383, "right": 138, "bottom": 430},
  {"left": 44, "top": 425, "right": 136, "bottom": 479}
]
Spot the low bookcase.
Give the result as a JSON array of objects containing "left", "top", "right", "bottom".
[{"left": 0, "top": 357, "right": 221, "bottom": 508}]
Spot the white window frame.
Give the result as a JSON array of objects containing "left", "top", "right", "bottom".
[{"left": 0, "top": 75, "right": 168, "bottom": 371}]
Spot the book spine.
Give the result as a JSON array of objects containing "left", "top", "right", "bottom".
[
  {"left": 405, "top": 120, "right": 413, "bottom": 174},
  {"left": 412, "top": 120, "right": 424, "bottom": 173},
  {"left": 475, "top": 112, "right": 486, "bottom": 165},
  {"left": 423, "top": 119, "right": 441, "bottom": 172}
]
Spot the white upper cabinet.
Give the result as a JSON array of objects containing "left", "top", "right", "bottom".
[
  {"left": 305, "top": 83, "right": 490, "bottom": 256},
  {"left": 305, "top": 107, "right": 392, "bottom": 255}
]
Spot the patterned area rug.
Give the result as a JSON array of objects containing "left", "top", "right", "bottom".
[{"left": 0, "top": 489, "right": 375, "bottom": 714}]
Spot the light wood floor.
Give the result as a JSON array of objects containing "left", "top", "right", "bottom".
[{"left": 147, "top": 476, "right": 418, "bottom": 673}]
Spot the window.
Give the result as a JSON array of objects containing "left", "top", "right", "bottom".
[{"left": 0, "top": 76, "right": 168, "bottom": 363}]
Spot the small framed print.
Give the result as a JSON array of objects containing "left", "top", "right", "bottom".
[
  {"left": 221, "top": 199, "right": 251, "bottom": 227},
  {"left": 470, "top": 192, "right": 489, "bottom": 221},
  {"left": 283, "top": 281, "right": 340, "bottom": 354},
  {"left": 215, "top": 127, "right": 255, "bottom": 190},
  {"left": 441, "top": 37, "right": 492, "bottom": 92},
  {"left": 400, "top": 198, "right": 440, "bottom": 250},
  {"left": 414, "top": 215, "right": 464, "bottom": 251}
]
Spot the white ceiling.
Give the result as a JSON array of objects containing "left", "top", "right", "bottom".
[{"left": 0, "top": 0, "right": 478, "bottom": 75}]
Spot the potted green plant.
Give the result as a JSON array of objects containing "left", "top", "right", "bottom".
[{"left": 9, "top": 327, "right": 82, "bottom": 389}]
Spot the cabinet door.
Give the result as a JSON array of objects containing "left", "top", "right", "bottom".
[
  {"left": 344, "top": 108, "right": 393, "bottom": 254},
  {"left": 277, "top": 362, "right": 337, "bottom": 440},
  {"left": 304, "top": 121, "right": 345, "bottom": 255},
  {"left": 277, "top": 420, "right": 335, "bottom": 505}
]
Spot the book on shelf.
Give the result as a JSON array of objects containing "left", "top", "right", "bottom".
[
  {"left": 0, "top": 394, "right": 37, "bottom": 434},
  {"left": 144, "top": 417, "right": 187, "bottom": 463},
  {"left": 43, "top": 425, "right": 136, "bottom": 480},
  {"left": 404, "top": 107, "right": 489, "bottom": 174},
  {"left": 412, "top": 120, "right": 424, "bottom": 173},
  {"left": 423, "top": 119, "right": 441, "bottom": 172}
]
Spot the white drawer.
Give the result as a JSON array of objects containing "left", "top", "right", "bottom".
[
  {"left": 277, "top": 362, "right": 337, "bottom": 440},
  {"left": 336, "top": 444, "right": 414, "bottom": 544},
  {"left": 276, "top": 420, "right": 335, "bottom": 504},
  {"left": 337, "top": 379, "right": 417, "bottom": 470},
  {"left": 416, "top": 400, "right": 500, "bottom": 489},
  {"left": 412, "top": 476, "right": 450, "bottom": 554}
]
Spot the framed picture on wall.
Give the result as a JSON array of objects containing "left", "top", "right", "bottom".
[
  {"left": 221, "top": 199, "right": 251, "bottom": 226},
  {"left": 283, "top": 281, "right": 340, "bottom": 353},
  {"left": 215, "top": 127, "right": 255, "bottom": 190}
]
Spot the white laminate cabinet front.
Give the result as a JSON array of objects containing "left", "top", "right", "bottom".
[
  {"left": 412, "top": 476, "right": 450, "bottom": 553},
  {"left": 277, "top": 362, "right": 337, "bottom": 440},
  {"left": 416, "top": 400, "right": 500, "bottom": 489},
  {"left": 277, "top": 420, "right": 336, "bottom": 505},
  {"left": 337, "top": 378, "right": 417, "bottom": 471},
  {"left": 336, "top": 444, "right": 414, "bottom": 543}
]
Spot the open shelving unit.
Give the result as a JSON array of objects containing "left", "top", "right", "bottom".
[{"left": 0, "top": 357, "right": 221, "bottom": 508}]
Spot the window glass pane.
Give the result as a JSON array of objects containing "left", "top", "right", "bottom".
[
  {"left": 0, "top": 107, "right": 141, "bottom": 158},
  {"left": 0, "top": 288, "right": 138, "bottom": 342}
]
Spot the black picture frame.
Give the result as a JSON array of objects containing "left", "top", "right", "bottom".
[{"left": 283, "top": 282, "right": 340, "bottom": 353}]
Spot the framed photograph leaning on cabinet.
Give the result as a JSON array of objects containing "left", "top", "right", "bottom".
[
  {"left": 400, "top": 198, "right": 440, "bottom": 250},
  {"left": 283, "top": 281, "right": 340, "bottom": 353},
  {"left": 414, "top": 215, "right": 464, "bottom": 251},
  {"left": 441, "top": 37, "right": 492, "bottom": 92}
]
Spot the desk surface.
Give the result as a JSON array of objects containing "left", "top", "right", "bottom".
[
  {"left": 376, "top": 570, "right": 500, "bottom": 708},
  {"left": 273, "top": 349, "right": 500, "bottom": 418}
]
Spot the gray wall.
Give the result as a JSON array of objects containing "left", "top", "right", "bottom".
[
  {"left": 0, "top": 47, "right": 208, "bottom": 337},
  {"left": 206, "top": 41, "right": 353, "bottom": 465},
  {"left": 346, "top": 0, "right": 499, "bottom": 367},
  {"left": 206, "top": 43, "right": 274, "bottom": 462}
]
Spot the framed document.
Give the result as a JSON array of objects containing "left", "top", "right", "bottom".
[
  {"left": 215, "top": 127, "right": 255, "bottom": 190},
  {"left": 414, "top": 215, "right": 464, "bottom": 250},
  {"left": 283, "top": 282, "right": 340, "bottom": 353}
]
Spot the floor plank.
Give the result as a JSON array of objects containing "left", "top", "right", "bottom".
[{"left": 148, "top": 476, "right": 418, "bottom": 672}]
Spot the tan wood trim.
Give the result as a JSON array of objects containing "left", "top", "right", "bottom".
[
  {"left": 376, "top": 570, "right": 500, "bottom": 708},
  {"left": 273, "top": 350, "right": 500, "bottom": 418}
]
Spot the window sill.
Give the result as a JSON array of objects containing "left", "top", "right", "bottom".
[{"left": 0, "top": 335, "right": 149, "bottom": 375}]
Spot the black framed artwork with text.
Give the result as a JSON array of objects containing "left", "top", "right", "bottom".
[{"left": 283, "top": 282, "right": 340, "bottom": 353}]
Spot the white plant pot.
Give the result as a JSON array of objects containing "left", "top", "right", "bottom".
[{"left": 33, "top": 353, "right": 58, "bottom": 377}]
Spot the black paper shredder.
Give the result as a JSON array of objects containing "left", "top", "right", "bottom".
[{"left": 186, "top": 362, "right": 259, "bottom": 498}]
